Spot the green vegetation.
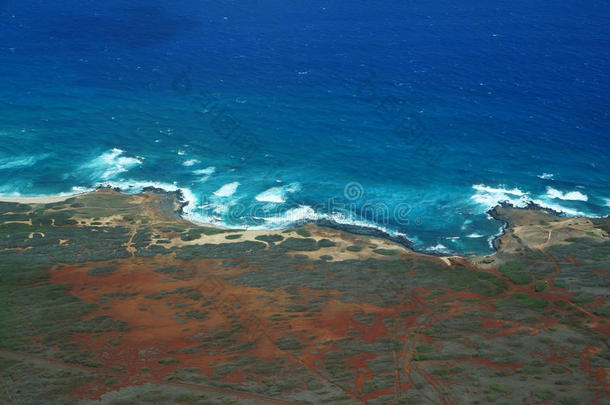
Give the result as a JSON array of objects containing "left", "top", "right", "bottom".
[
  {"left": 154, "top": 266, "right": 184, "bottom": 275},
  {"left": 184, "top": 309, "right": 209, "bottom": 320},
  {"left": 87, "top": 265, "right": 117, "bottom": 277},
  {"left": 494, "top": 292, "right": 549, "bottom": 310},
  {"left": 533, "top": 282, "right": 547, "bottom": 292},
  {"left": 275, "top": 336, "right": 304, "bottom": 351},
  {"left": 180, "top": 227, "right": 227, "bottom": 241},
  {"left": 0, "top": 192, "right": 606, "bottom": 404},
  {"left": 499, "top": 261, "right": 533, "bottom": 285},
  {"left": 535, "top": 389, "right": 555, "bottom": 400},
  {"left": 489, "top": 383, "right": 512, "bottom": 394},
  {"left": 158, "top": 357, "right": 180, "bottom": 365},
  {"left": 414, "top": 261, "right": 508, "bottom": 297},
  {"left": 255, "top": 234, "right": 284, "bottom": 244},
  {"left": 176, "top": 241, "right": 266, "bottom": 259},
  {"left": 372, "top": 248, "right": 399, "bottom": 256},
  {"left": 0, "top": 357, "right": 90, "bottom": 404},
  {"left": 295, "top": 228, "right": 312, "bottom": 237},
  {"left": 593, "top": 305, "right": 610, "bottom": 317},
  {"left": 279, "top": 237, "right": 319, "bottom": 251},
  {"left": 0, "top": 203, "right": 134, "bottom": 376},
  {"left": 415, "top": 344, "right": 434, "bottom": 353},
  {"left": 317, "top": 238, "right": 336, "bottom": 248}
]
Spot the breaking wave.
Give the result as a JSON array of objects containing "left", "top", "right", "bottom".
[{"left": 83, "top": 148, "right": 142, "bottom": 180}]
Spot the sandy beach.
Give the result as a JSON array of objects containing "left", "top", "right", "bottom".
[{"left": 0, "top": 192, "right": 85, "bottom": 204}]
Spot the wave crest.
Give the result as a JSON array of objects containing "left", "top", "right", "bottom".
[
  {"left": 546, "top": 186, "right": 588, "bottom": 201},
  {"left": 255, "top": 182, "right": 301, "bottom": 203},
  {"left": 84, "top": 148, "right": 142, "bottom": 180},
  {"left": 213, "top": 182, "right": 240, "bottom": 197}
]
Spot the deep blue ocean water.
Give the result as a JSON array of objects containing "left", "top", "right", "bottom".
[{"left": 1, "top": 0, "right": 609, "bottom": 255}]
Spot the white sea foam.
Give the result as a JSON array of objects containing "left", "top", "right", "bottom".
[
  {"left": 0, "top": 153, "right": 50, "bottom": 170},
  {"left": 182, "top": 159, "right": 200, "bottom": 167},
  {"left": 99, "top": 179, "right": 198, "bottom": 215},
  {"left": 471, "top": 183, "right": 592, "bottom": 218},
  {"left": 60, "top": 186, "right": 95, "bottom": 196},
  {"left": 488, "top": 224, "right": 507, "bottom": 249},
  {"left": 427, "top": 243, "right": 451, "bottom": 254},
  {"left": 192, "top": 166, "right": 216, "bottom": 183},
  {"left": 255, "top": 182, "right": 301, "bottom": 203},
  {"left": 200, "top": 200, "right": 234, "bottom": 215},
  {"left": 0, "top": 184, "right": 22, "bottom": 197},
  {"left": 546, "top": 186, "right": 588, "bottom": 201},
  {"left": 255, "top": 189, "right": 286, "bottom": 203},
  {"left": 605, "top": 198, "right": 610, "bottom": 208},
  {"left": 244, "top": 203, "right": 410, "bottom": 239},
  {"left": 258, "top": 205, "right": 319, "bottom": 225},
  {"left": 472, "top": 184, "right": 527, "bottom": 196},
  {"left": 213, "top": 182, "right": 240, "bottom": 197},
  {"left": 471, "top": 184, "right": 530, "bottom": 210},
  {"left": 537, "top": 173, "right": 554, "bottom": 180},
  {"left": 467, "top": 233, "right": 484, "bottom": 238},
  {"left": 193, "top": 167, "right": 216, "bottom": 176},
  {"left": 85, "top": 148, "right": 142, "bottom": 180},
  {"left": 531, "top": 199, "right": 585, "bottom": 216}
]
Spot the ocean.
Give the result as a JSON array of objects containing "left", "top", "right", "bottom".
[{"left": 1, "top": 0, "right": 609, "bottom": 255}]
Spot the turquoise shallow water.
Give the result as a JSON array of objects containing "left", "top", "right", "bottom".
[{"left": 1, "top": 0, "right": 609, "bottom": 255}]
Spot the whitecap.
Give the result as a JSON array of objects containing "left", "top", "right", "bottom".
[
  {"left": 84, "top": 148, "right": 142, "bottom": 180},
  {"left": 471, "top": 183, "right": 593, "bottom": 218},
  {"left": 427, "top": 243, "right": 451, "bottom": 254},
  {"left": 461, "top": 219, "right": 472, "bottom": 230},
  {"left": 99, "top": 179, "right": 197, "bottom": 215},
  {"left": 213, "top": 182, "right": 240, "bottom": 197},
  {"left": 255, "top": 188, "right": 286, "bottom": 203},
  {"left": 193, "top": 167, "right": 216, "bottom": 176},
  {"left": 255, "top": 182, "right": 301, "bottom": 203},
  {"left": 537, "top": 173, "right": 554, "bottom": 180},
  {"left": 531, "top": 199, "right": 585, "bottom": 216},
  {"left": 471, "top": 183, "right": 530, "bottom": 210},
  {"left": 467, "top": 233, "right": 484, "bottom": 238},
  {"left": 472, "top": 184, "right": 527, "bottom": 196},
  {"left": 193, "top": 166, "right": 216, "bottom": 183},
  {"left": 244, "top": 204, "right": 410, "bottom": 240},
  {"left": 183, "top": 159, "right": 200, "bottom": 167},
  {"left": 546, "top": 186, "right": 588, "bottom": 201},
  {"left": 62, "top": 186, "right": 94, "bottom": 195},
  {"left": 259, "top": 205, "right": 319, "bottom": 225}
]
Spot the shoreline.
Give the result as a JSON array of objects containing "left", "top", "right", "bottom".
[
  {"left": 0, "top": 192, "right": 86, "bottom": 204},
  {"left": 3, "top": 188, "right": 601, "bottom": 258},
  {"left": 485, "top": 200, "right": 569, "bottom": 253}
]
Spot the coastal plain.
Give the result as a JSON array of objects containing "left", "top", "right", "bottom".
[{"left": 0, "top": 188, "right": 608, "bottom": 404}]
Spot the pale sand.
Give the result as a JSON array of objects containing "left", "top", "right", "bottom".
[{"left": 0, "top": 192, "right": 84, "bottom": 204}]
